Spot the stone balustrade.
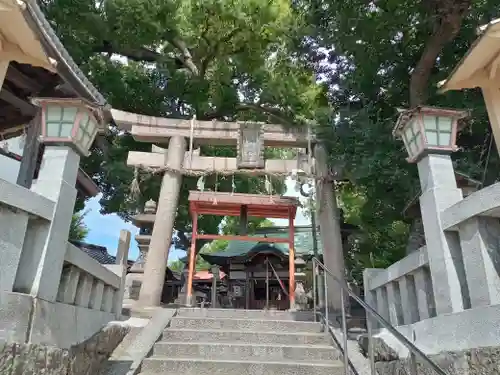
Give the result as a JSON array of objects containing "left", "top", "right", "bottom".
[
  {"left": 364, "top": 246, "right": 436, "bottom": 328},
  {"left": 0, "top": 175, "right": 131, "bottom": 348},
  {"left": 58, "top": 238, "right": 129, "bottom": 318},
  {"left": 364, "top": 182, "right": 500, "bottom": 326}
]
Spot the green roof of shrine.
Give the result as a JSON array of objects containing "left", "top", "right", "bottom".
[
  {"left": 179, "top": 226, "right": 330, "bottom": 266},
  {"left": 200, "top": 241, "right": 290, "bottom": 266}
]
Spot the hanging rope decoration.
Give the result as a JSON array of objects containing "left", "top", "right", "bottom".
[
  {"left": 265, "top": 175, "right": 274, "bottom": 203},
  {"left": 231, "top": 174, "right": 236, "bottom": 195},
  {"left": 212, "top": 173, "right": 219, "bottom": 205},
  {"left": 129, "top": 166, "right": 142, "bottom": 200},
  {"left": 197, "top": 175, "right": 205, "bottom": 192}
]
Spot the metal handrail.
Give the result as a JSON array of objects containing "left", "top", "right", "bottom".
[{"left": 312, "top": 257, "right": 447, "bottom": 375}]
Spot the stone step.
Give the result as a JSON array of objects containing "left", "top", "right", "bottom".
[
  {"left": 153, "top": 341, "right": 340, "bottom": 362},
  {"left": 141, "top": 357, "right": 344, "bottom": 375},
  {"left": 161, "top": 328, "right": 331, "bottom": 345},
  {"left": 169, "top": 316, "right": 323, "bottom": 333},
  {"left": 176, "top": 308, "right": 314, "bottom": 321}
]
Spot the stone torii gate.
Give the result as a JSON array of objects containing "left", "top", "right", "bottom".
[{"left": 112, "top": 109, "right": 346, "bottom": 311}]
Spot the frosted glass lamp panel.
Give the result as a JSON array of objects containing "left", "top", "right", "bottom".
[
  {"left": 437, "top": 116, "right": 453, "bottom": 147},
  {"left": 403, "top": 126, "right": 413, "bottom": 146},
  {"left": 440, "top": 131, "right": 452, "bottom": 147},
  {"left": 60, "top": 107, "right": 78, "bottom": 137},
  {"left": 404, "top": 118, "right": 422, "bottom": 158},
  {"left": 77, "top": 113, "right": 97, "bottom": 150},
  {"left": 422, "top": 115, "right": 438, "bottom": 146},
  {"left": 45, "top": 106, "right": 63, "bottom": 137},
  {"left": 426, "top": 130, "right": 438, "bottom": 146},
  {"left": 45, "top": 106, "right": 78, "bottom": 138},
  {"left": 414, "top": 131, "right": 424, "bottom": 152}
]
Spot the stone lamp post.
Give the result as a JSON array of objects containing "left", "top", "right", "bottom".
[
  {"left": 26, "top": 97, "right": 103, "bottom": 302},
  {"left": 393, "top": 106, "right": 469, "bottom": 315}
]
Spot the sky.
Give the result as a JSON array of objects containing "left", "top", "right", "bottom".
[{"left": 0, "top": 137, "right": 311, "bottom": 262}]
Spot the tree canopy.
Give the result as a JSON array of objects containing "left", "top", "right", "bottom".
[
  {"left": 42, "top": 0, "right": 500, "bottom": 282},
  {"left": 43, "top": 0, "right": 324, "bottom": 240},
  {"left": 302, "top": 0, "right": 500, "bottom": 277},
  {"left": 69, "top": 211, "right": 90, "bottom": 241}
]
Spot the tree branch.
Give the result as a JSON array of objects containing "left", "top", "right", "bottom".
[
  {"left": 200, "top": 28, "right": 242, "bottom": 76},
  {"left": 169, "top": 36, "right": 200, "bottom": 76},
  {"left": 237, "top": 103, "right": 296, "bottom": 127},
  {"left": 93, "top": 41, "right": 161, "bottom": 62},
  {"left": 409, "top": 0, "right": 471, "bottom": 106}
]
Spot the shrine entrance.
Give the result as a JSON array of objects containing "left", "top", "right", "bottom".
[
  {"left": 186, "top": 191, "right": 299, "bottom": 309},
  {"left": 248, "top": 254, "right": 290, "bottom": 310},
  {"left": 115, "top": 109, "right": 347, "bottom": 313}
]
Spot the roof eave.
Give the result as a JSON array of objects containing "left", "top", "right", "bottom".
[
  {"left": 21, "top": 0, "right": 109, "bottom": 109},
  {"left": 440, "top": 18, "right": 500, "bottom": 93}
]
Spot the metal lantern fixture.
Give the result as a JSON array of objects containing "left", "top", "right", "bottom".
[
  {"left": 393, "top": 106, "right": 469, "bottom": 163},
  {"left": 31, "top": 97, "right": 103, "bottom": 157}
]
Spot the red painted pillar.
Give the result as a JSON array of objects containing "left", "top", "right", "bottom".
[
  {"left": 288, "top": 209, "right": 296, "bottom": 310},
  {"left": 186, "top": 211, "right": 198, "bottom": 306}
]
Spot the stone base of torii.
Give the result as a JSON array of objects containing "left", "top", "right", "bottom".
[{"left": 112, "top": 109, "right": 346, "bottom": 313}]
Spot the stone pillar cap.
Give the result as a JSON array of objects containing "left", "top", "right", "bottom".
[{"left": 144, "top": 199, "right": 157, "bottom": 213}]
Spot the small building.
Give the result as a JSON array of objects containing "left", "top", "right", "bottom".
[
  {"left": 174, "top": 222, "right": 357, "bottom": 310},
  {"left": 70, "top": 240, "right": 134, "bottom": 269}
]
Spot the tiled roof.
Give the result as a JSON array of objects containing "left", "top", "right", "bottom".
[{"left": 70, "top": 240, "right": 134, "bottom": 267}]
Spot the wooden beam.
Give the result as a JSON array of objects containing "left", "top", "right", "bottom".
[
  {"left": 6, "top": 64, "right": 43, "bottom": 92},
  {"left": 240, "top": 205, "right": 248, "bottom": 235},
  {"left": 482, "top": 87, "right": 500, "bottom": 156},
  {"left": 128, "top": 151, "right": 310, "bottom": 175},
  {"left": 190, "top": 207, "right": 290, "bottom": 218},
  {"left": 17, "top": 116, "right": 40, "bottom": 188},
  {"left": 0, "top": 89, "right": 35, "bottom": 115},
  {"left": 0, "top": 38, "right": 54, "bottom": 72},
  {"left": 196, "top": 234, "right": 290, "bottom": 243}
]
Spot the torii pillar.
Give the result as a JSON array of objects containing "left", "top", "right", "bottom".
[
  {"left": 314, "top": 143, "right": 347, "bottom": 314},
  {"left": 138, "top": 135, "right": 187, "bottom": 306}
]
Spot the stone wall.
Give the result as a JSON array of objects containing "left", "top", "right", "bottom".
[
  {"left": 373, "top": 346, "right": 500, "bottom": 375},
  {"left": 0, "top": 322, "right": 129, "bottom": 375}
]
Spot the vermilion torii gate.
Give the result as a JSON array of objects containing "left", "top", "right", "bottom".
[
  {"left": 186, "top": 191, "right": 299, "bottom": 308},
  {"left": 112, "top": 108, "right": 346, "bottom": 312}
]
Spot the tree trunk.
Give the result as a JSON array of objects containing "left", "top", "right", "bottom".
[
  {"left": 409, "top": 0, "right": 472, "bottom": 107},
  {"left": 407, "top": 0, "right": 471, "bottom": 249}
]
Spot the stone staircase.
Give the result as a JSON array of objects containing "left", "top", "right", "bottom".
[{"left": 139, "top": 308, "right": 345, "bottom": 375}]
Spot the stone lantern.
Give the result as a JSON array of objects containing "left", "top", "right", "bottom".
[
  {"left": 27, "top": 98, "right": 103, "bottom": 301},
  {"left": 294, "top": 255, "right": 306, "bottom": 273},
  {"left": 392, "top": 105, "right": 470, "bottom": 316},
  {"left": 393, "top": 106, "right": 468, "bottom": 163},
  {"left": 144, "top": 199, "right": 157, "bottom": 214},
  {"left": 32, "top": 97, "right": 102, "bottom": 157}
]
